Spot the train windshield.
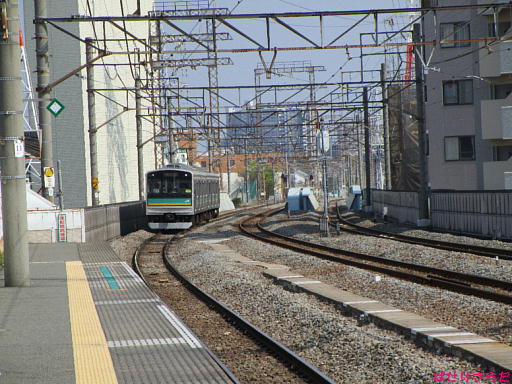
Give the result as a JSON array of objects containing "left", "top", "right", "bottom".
[{"left": 147, "top": 171, "right": 192, "bottom": 198}]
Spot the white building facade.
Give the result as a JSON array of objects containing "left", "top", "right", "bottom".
[
  {"left": 24, "top": 0, "right": 157, "bottom": 207},
  {"left": 423, "top": 0, "right": 512, "bottom": 190}
]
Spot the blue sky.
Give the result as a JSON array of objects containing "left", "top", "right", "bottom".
[{"left": 164, "top": 0, "right": 419, "bottom": 107}]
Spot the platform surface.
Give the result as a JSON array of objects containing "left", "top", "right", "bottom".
[{"left": 0, "top": 242, "right": 236, "bottom": 384}]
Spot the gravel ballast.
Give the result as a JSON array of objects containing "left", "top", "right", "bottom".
[{"left": 110, "top": 211, "right": 510, "bottom": 383}]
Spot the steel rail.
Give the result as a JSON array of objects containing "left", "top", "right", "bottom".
[
  {"left": 132, "top": 206, "right": 336, "bottom": 384},
  {"left": 335, "top": 206, "right": 512, "bottom": 261},
  {"left": 132, "top": 234, "right": 241, "bottom": 384},
  {"left": 162, "top": 238, "right": 336, "bottom": 384},
  {"left": 239, "top": 209, "right": 512, "bottom": 305}
]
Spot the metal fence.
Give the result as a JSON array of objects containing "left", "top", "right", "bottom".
[
  {"left": 369, "top": 189, "right": 512, "bottom": 240},
  {"left": 371, "top": 189, "right": 420, "bottom": 225},
  {"left": 431, "top": 191, "right": 512, "bottom": 240},
  {"left": 84, "top": 201, "right": 147, "bottom": 242}
]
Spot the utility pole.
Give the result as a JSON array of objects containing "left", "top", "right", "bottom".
[
  {"left": 135, "top": 77, "right": 144, "bottom": 201},
  {"left": 0, "top": 0, "right": 30, "bottom": 286},
  {"left": 244, "top": 138, "right": 249, "bottom": 203},
  {"left": 413, "top": 23, "right": 430, "bottom": 226},
  {"left": 86, "top": 38, "right": 99, "bottom": 206},
  {"left": 226, "top": 151, "right": 231, "bottom": 196},
  {"left": 35, "top": 0, "right": 54, "bottom": 202},
  {"left": 380, "top": 63, "right": 392, "bottom": 190},
  {"left": 319, "top": 120, "right": 329, "bottom": 236},
  {"left": 363, "top": 87, "right": 372, "bottom": 211},
  {"left": 356, "top": 117, "right": 363, "bottom": 186}
]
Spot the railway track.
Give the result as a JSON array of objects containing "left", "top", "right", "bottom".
[
  {"left": 133, "top": 209, "right": 335, "bottom": 384},
  {"left": 239, "top": 208, "right": 512, "bottom": 305},
  {"left": 334, "top": 204, "right": 512, "bottom": 261}
]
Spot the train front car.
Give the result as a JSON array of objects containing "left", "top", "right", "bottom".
[{"left": 146, "top": 168, "right": 194, "bottom": 230}]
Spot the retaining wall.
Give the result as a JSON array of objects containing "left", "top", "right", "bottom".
[
  {"left": 84, "top": 201, "right": 147, "bottom": 242},
  {"left": 370, "top": 189, "right": 512, "bottom": 240},
  {"left": 371, "top": 189, "right": 420, "bottom": 225},
  {"left": 16, "top": 201, "right": 146, "bottom": 244},
  {"left": 431, "top": 190, "right": 512, "bottom": 240}
]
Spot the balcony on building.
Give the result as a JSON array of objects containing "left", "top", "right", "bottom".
[
  {"left": 479, "top": 40, "right": 512, "bottom": 78},
  {"left": 481, "top": 87, "right": 512, "bottom": 140},
  {"left": 483, "top": 159, "right": 512, "bottom": 189},
  {"left": 478, "top": 0, "right": 509, "bottom": 4}
]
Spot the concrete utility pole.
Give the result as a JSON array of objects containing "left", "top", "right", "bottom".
[
  {"left": 86, "top": 38, "right": 99, "bottom": 206},
  {"left": 413, "top": 23, "right": 430, "bottom": 225},
  {"left": 226, "top": 152, "right": 231, "bottom": 196},
  {"left": 0, "top": 0, "right": 30, "bottom": 286},
  {"left": 363, "top": 87, "right": 372, "bottom": 210},
  {"left": 35, "top": 0, "right": 54, "bottom": 202},
  {"left": 244, "top": 138, "right": 249, "bottom": 203},
  {"left": 135, "top": 77, "right": 144, "bottom": 201},
  {"left": 356, "top": 117, "right": 363, "bottom": 186},
  {"left": 380, "top": 63, "right": 392, "bottom": 190},
  {"left": 319, "top": 121, "right": 329, "bottom": 236}
]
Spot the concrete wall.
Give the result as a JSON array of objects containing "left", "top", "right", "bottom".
[
  {"left": 84, "top": 201, "right": 147, "bottom": 242},
  {"left": 371, "top": 190, "right": 420, "bottom": 225},
  {"left": 371, "top": 189, "right": 512, "bottom": 240},
  {"left": 19, "top": 202, "right": 145, "bottom": 244},
  {"left": 26, "top": 209, "right": 85, "bottom": 243},
  {"left": 431, "top": 190, "right": 512, "bottom": 239}
]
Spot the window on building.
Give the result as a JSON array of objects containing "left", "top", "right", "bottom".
[
  {"left": 493, "top": 84, "right": 512, "bottom": 100},
  {"left": 488, "top": 21, "right": 511, "bottom": 37},
  {"left": 445, "top": 136, "right": 475, "bottom": 161},
  {"left": 200, "top": 161, "right": 206, "bottom": 168},
  {"left": 493, "top": 145, "right": 512, "bottom": 161},
  {"left": 440, "top": 22, "right": 470, "bottom": 48},
  {"left": 229, "top": 160, "right": 235, "bottom": 167},
  {"left": 443, "top": 80, "right": 473, "bottom": 105},
  {"left": 215, "top": 160, "right": 220, "bottom": 167}
]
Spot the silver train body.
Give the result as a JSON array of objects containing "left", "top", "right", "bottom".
[{"left": 146, "top": 163, "right": 220, "bottom": 230}]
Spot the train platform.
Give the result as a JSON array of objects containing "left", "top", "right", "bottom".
[{"left": 0, "top": 242, "right": 237, "bottom": 384}]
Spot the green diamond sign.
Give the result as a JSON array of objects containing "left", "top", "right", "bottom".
[{"left": 47, "top": 98, "right": 65, "bottom": 117}]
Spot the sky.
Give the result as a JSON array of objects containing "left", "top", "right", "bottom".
[
  {"left": 155, "top": 0, "right": 420, "bottom": 153},
  {"left": 164, "top": 0, "right": 420, "bottom": 108}
]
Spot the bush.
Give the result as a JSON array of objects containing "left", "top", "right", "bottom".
[
  {"left": 0, "top": 251, "right": 3, "bottom": 267},
  {"left": 232, "top": 198, "right": 242, "bottom": 208}
]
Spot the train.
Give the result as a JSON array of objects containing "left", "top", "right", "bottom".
[{"left": 146, "top": 163, "right": 220, "bottom": 230}]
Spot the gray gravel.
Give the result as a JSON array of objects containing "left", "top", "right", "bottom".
[
  {"left": 256, "top": 212, "right": 512, "bottom": 346},
  {"left": 265, "top": 211, "right": 512, "bottom": 283},
  {"left": 110, "top": 210, "right": 510, "bottom": 383},
  {"left": 170, "top": 232, "right": 495, "bottom": 384},
  {"left": 109, "top": 229, "right": 154, "bottom": 264}
]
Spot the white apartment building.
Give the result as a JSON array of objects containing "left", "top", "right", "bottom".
[
  {"left": 423, "top": 0, "right": 512, "bottom": 190},
  {"left": 24, "top": 0, "right": 157, "bottom": 207}
]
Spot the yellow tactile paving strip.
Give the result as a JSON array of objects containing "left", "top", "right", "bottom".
[{"left": 66, "top": 261, "right": 118, "bottom": 384}]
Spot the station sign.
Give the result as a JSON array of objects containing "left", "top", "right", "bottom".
[{"left": 57, "top": 213, "right": 67, "bottom": 242}]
